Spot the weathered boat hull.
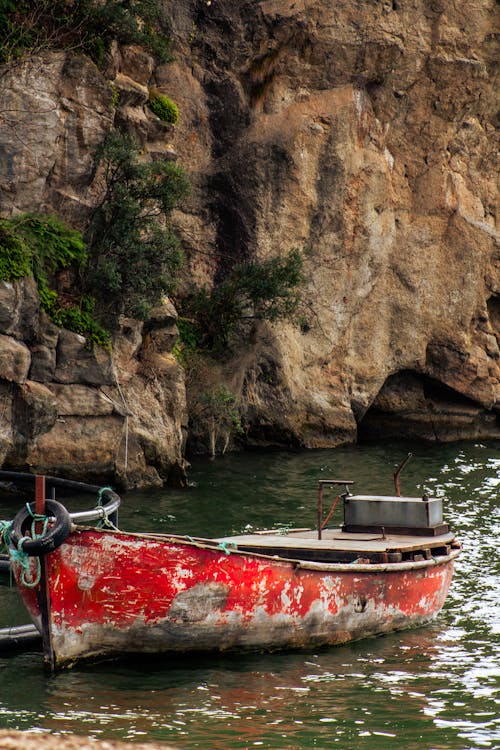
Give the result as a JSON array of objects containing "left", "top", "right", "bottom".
[{"left": 13, "top": 528, "right": 458, "bottom": 670}]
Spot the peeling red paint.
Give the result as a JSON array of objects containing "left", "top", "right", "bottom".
[{"left": 12, "top": 529, "right": 458, "bottom": 669}]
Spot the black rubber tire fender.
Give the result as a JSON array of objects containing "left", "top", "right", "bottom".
[{"left": 10, "top": 499, "right": 72, "bottom": 557}]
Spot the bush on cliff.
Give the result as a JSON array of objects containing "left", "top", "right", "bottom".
[
  {"left": 0, "top": 0, "right": 172, "bottom": 66},
  {"left": 0, "top": 213, "right": 110, "bottom": 348},
  {"left": 0, "top": 222, "right": 32, "bottom": 280},
  {"left": 175, "top": 248, "right": 304, "bottom": 454},
  {"left": 148, "top": 91, "right": 179, "bottom": 124},
  {"left": 178, "top": 249, "right": 304, "bottom": 354},
  {"left": 84, "top": 130, "right": 189, "bottom": 322}
]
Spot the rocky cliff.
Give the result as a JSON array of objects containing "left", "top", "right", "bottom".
[
  {"left": 0, "top": 276, "right": 187, "bottom": 486},
  {"left": 0, "top": 0, "right": 498, "bottom": 484}
]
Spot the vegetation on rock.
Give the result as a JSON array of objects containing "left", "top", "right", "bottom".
[
  {"left": 0, "top": 0, "right": 309, "bottom": 459},
  {"left": 178, "top": 249, "right": 304, "bottom": 354},
  {"left": 84, "top": 130, "right": 189, "bottom": 322},
  {"left": 0, "top": 221, "right": 32, "bottom": 280},
  {"left": 175, "top": 344, "right": 245, "bottom": 457},
  {"left": 0, "top": 213, "right": 110, "bottom": 347},
  {"left": 0, "top": 0, "right": 172, "bottom": 65},
  {"left": 198, "top": 384, "right": 243, "bottom": 458},
  {"left": 175, "top": 249, "right": 304, "bottom": 454},
  {"left": 148, "top": 91, "right": 179, "bottom": 124}
]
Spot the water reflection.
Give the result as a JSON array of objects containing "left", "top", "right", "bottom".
[
  {"left": 28, "top": 627, "right": 495, "bottom": 749},
  {"left": 0, "top": 440, "right": 498, "bottom": 749}
]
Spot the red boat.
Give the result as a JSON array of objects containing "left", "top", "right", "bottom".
[{"left": 2, "top": 468, "right": 461, "bottom": 671}]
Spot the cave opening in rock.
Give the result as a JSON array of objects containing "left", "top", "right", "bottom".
[{"left": 357, "top": 369, "right": 500, "bottom": 443}]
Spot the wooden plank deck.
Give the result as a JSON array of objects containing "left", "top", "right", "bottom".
[{"left": 217, "top": 527, "right": 456, "bottom": 554}]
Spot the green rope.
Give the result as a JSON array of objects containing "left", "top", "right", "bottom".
[
  {"left": 30, "top": 516, "right": 49, "bottom": 537},
  {"left": 0, "top": 521, "right": 14, "bottom": 588},
  {"left": 216, "top": 541, "right": 237, "bottom": 555},
  {"left": 98, "top": 507, "right": 119, "bottom": 531},
  {"left": 0, "top": 520, "right": 12, "bottom": 550},
  {"left": 6, "top": 504, "right": 51, "bottom": 588},
  {"left": 97, "top": 486, "right": 114, "bottom": 506},
  {"left": 96, "top": 486, "right": 120, "bottom": 529},
  {"left": 9, "top": 537, "right": 41, "bottom": 587}
]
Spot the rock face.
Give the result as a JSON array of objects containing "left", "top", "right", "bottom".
[
  {"left": 0, "top": 0, "right": 498, "bottom": 483},
  {"left": 0, "top": 51, "right": 188, "bottom": 487},
  {"left": 162, "top": 0, "right": 499, "bottom": 447},
  {"left": 0, "top": 283, "right": 187, "bottom": 487}
]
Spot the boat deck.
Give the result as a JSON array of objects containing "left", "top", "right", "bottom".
[{"left": 215, "top": 527, "right": 458, "bottom": 564}]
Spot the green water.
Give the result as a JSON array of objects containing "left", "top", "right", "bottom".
[{"left": 0, "top": 441, "right": 498, "bottom": 750}]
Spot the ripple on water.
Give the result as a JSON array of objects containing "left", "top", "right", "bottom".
[{"left": 0, "top": 441, "right": 498, "bottom": 749}]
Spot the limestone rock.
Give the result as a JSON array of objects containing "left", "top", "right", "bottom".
[
  {"left": 237, "top": 331, "right": 357, "bottom": 449},
  {"left": 358, "top": 370, "right": 500, "bottom": 442},
  {"left": 111, "top": 318, "right": 144, "bottom": 382},
  {"left": 47, "top": 384, "right": 116, "bottom": 416},
  {"left": 141, "top": 298, "right": 180, "bottom": 356},
  {"left": 113, "top": 104, "right": 151, "bottom": 144},
  {"left": 0, "top": 279, "right": 39, "bottom": 341},
  {"left": 113, "top": 72, "right": 149, "bottom": 108},
  {"left": 0, "top": 0, "right": 497, "bottom": 476},
  {"left": 12, "top": 381, "right": 58, "bottom": 444},
  {"left": 37, "top": 311, "right": 60, "bottom": 349},
  {"left": 0, "top": 53, "right": 113, "bottom": 223},
  {"left": 143, "top": 328, "right": 179, "bottom": 359},
  {"left": 119, "top": 44, "right": 155, "bottom": 85},
  {"left": 117, "top": 349, "right": 188, "bottom": 488},
  {"left": 0, "top": 382, "right": 13, "bottom": 466},
  {"left": 148, "top": 298, "right": 179, "bottom": 330},
  {"left": 29, "top": 344, "right": 57, "bottom": 382},
  {"left": 27, "top": 414, "right": 125, "bottom": 481},
  {"left": 0, "top": 335, "right": 31, "bottom": 384},
  {"left": 55, "top": 330, "right": 114, "bottom": 386},
  {"left": 166, "top": 0, "right": 498, "bottom": 447}
]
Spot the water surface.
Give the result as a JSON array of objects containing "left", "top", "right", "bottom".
[{"left": 0, "top": 441, "right": 498, "bottom": 749}]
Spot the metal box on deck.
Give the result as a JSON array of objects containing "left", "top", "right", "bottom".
[{"left": 343, "top": 495, "right": 447, "bottom": 535}]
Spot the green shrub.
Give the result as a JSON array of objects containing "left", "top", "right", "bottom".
[
  {"left": 45, "top": 294, "right": 110, "bottom": 349},
  {"left": 148, "top": 92, "right": 179, "bottom": 124},
  {"left": 0, "top": 0, "right": 172, "bottom": 66},
  {"left": 7, "top": 213, "right": 86, "bottom": 275},
  {"left": 85, "top": 130, "right": 189, "bottom": 321},
  {"left": 179, "top": 249, "right": 304, "bottom": 354},
  {"left": 0, "top": 221, "right": 32, "bottom": 280},
  {"left": 200, "top": 384, "right": 243, "bottom": 457},
  {"left": 110, "top": 85, "right": 120, "bottom": 109},
  {"left": 0, "top": 213, "right": 109, "bottom": 348}
]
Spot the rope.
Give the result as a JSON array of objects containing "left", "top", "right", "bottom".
[
  {"left": 96, "top": 487, "right": 120, "bottom": 530},
  {"left": 9, "top": 537, "right": 41, "bottom": 587},
  {"left": 0, "top": 520, "right": 12, "bottom": 550},
  {"left": 0, "top": 521, "right": 13, "bottom": 586},
  {"left": 25, "top": 502, "right": 50, "bottom": 533},
  {"left": 112, "top": 374, "right": 132, "bottom": 476},
  {"left": 98, "top": 510, "right": 120, "bottom": 531},
  {"left": 102, "top": 365, "right": 132, "bottom": 478},
  {"left": 97, "top": 486, "right": 114, "bottom": 506},
  {"left": 216, "top": 541, "right": 237, "bottom": 555},
  {"left": 1, "top": 505, "right": 51, "bottom": 587},
  {"left": 124, "top": 415, "right": 129, "bottom": 474}
]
